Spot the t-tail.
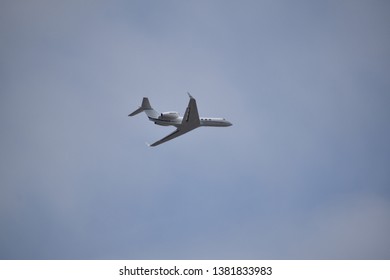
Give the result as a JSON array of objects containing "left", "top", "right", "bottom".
[{"left": 128, "top": 97, "right": 159, "bottom": 119}]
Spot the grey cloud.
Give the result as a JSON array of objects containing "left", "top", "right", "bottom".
[{"left": 1, "top": 0, "right": 389, "bottom": 259}]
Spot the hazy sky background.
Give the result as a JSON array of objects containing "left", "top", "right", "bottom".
[{"left": 1, "top": 0, "right": 389, "bottom": 259}]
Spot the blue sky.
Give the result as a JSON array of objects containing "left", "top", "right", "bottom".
[{"left": 1, "top": 0, "right": 389, "bottom": 259}]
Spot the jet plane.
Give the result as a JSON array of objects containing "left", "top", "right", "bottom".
[{"left": 129, "top": 93, "right": 232, "bottom": 146}]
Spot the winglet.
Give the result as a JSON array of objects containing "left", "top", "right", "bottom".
[{"left": 187, "top": 92, "right": 194, "bottom": 99}]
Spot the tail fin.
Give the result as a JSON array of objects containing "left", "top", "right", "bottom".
[{"left": 128, "top": 97, "right": 159, "bottom": 118}]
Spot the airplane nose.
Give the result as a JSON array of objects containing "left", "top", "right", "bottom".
[{"left": 226, "top": 121, "right": 232, "bottom": 126}]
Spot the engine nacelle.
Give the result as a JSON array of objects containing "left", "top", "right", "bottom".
[{"left": 159, "top": 111, "right": 179, "bottom": 120}]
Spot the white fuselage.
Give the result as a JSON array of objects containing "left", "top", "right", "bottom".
[
  {"left": 150, "top": 116, "right": 232, "bottom": 128},
  {"left": 129, "top": 94, "right": 232, "bottom": 146}
]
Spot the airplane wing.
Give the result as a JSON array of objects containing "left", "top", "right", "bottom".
[
  {"left": 182, "top": 93, "right": 201, "bottom": 128},
  {"left": 149, "top": 128, "right": 190, "bottom": 147},
  {"left": 149, "top": 94, "right": 201, "bottom": 147}
]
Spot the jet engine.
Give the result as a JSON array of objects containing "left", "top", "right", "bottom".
[{"left": 159, "top": 111, "right": 179, "bottom": 120}]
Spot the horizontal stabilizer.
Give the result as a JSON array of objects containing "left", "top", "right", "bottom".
[
  {"left": 129, "top": 97, "right": 157, "bottom": 117},
  {"left": 129, "top": 107, "right": 144, "bottom": 116}
]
